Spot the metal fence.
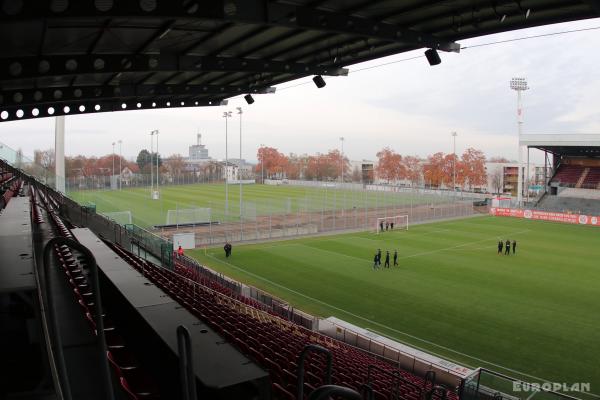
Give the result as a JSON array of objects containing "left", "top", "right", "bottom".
[{"left": 157, "top": 195, "right": 476, "bottom": 247}]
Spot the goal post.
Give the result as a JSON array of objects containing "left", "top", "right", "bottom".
[
  {"left": 376, "top": 215, "right": 408, "bottom": 233},
  {"left": 102, "top": 211, "right": 133, "bottom": 225},
  {"left": 166, "top": 208, "right": 211, "bottom": 227}
]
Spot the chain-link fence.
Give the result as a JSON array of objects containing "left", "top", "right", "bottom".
[{"left": 153, "top": 188, "right": 477, "bottom": 246}]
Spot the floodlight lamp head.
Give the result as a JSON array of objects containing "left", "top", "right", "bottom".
[
  {"left": 244, "top": 94, "right": 255, "bottom": 104},
  {"left": 313, "top": 75, "right": 326, "bottom": 88},
  {"left": 424, "top": 48, "right": 441, "bottom": 66},
  {"left": 510, "top": 77, "right": 529, "bottom": 91}
]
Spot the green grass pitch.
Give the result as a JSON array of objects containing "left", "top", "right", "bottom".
[
  {"left": 68, "top": 183, "right": 459, "bottom": 228},
  {"left": 188, "top": 216, "right": 600, "bottom": 396}
]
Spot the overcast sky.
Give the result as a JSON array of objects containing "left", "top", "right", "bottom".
[{"left": 1, "top": 18, "right": 599, "bottom": 164}]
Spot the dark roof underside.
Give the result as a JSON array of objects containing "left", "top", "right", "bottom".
[
  {"left": 0, "top": 0, "right": 598, "bottom": 122},
  {"left": 532, "top": 146, "right": 600, "bottom": 157}
]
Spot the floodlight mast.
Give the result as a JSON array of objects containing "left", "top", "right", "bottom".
[
  {"left": 223, "top": 111, "right": 232, "bottom": 217},
  {"left": 510, "top": 77, "right": 529, "bottom": 206}
]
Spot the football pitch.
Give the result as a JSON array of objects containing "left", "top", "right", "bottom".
[
  {"left": 68, "top": 183, "right": 463, "bottom": 228},
  {"left": 188, "top": 216, "right": 600, "bottom": 397}
]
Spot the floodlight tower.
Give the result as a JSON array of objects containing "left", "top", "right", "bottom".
[
  {"left": 510, "top": 77, "right": 529, "bottom": 205},
  {"left": 223, "top": 111, "right": 232, "bottom": 216},
  {"left": 237, "top": 107, "right": 243, "bottom": 218}
]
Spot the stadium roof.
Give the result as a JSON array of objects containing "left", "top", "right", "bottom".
[
  {"left": 1, "top": 0, "right": 599, "bottom": 123},
  {"left": 520, "top": 133, "right": 600, "bottom": 157}
]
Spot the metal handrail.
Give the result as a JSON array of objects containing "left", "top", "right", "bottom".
[
  {"left": 367, "top": 363, "right": 421, "bottom": 399},
  {"left": 177, "top": 325, "right": 198, "bottom": 400},
  {"left": 43, "top": 237, "right": 115, "bottom": 400},
  {"left": 308, "top": 385, "right": 362, "bottom": 400},
  {"left": 296, "top": 344, "right": 333, "bottom": 400}
]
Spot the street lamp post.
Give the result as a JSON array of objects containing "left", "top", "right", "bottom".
[
  {"left": 510, "top": 77, "right": 529, "bottom": 206},
  {"left": 260, "top": 143, "right": 265, "bottom": 183},
  {"left": 118, "top": 140, "right": 122, "bottom": 190},
  {"left": 339, "top": 137, "right": 345, "bottom": 184},
  {"left": 451, "top": 132, "right": 457, "bottom": 191},
  {"left": 112, "top": 142, "right": 115, "bottom": 184},
  {"left": 237, "top": 107, "right": 243, "bottom": 218},
  {"left": 223, "top": 111, "right": 232, "bottom": 216},
  {"left": 155, "top": 130, "right": 159, "bottom": 194},
  {"left": 150, "top": 132, "right": 154, "bottom": 195},
  {"left": 150, "top": 130, "right": 159, "bottom": 198}
]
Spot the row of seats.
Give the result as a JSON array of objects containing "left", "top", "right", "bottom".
[
  {"left": 173, "top": 256, "right": 272, "bottom": 312},
  {"left": 110, "top": 244, "right": 457, "bottom": 400},
  {"left": 0, "top": 171, "right": 13, "bottom": 186},
  {"left": 582, "top": 167, "right": 600, "bottom": 188},
  {"left": 552, "top": 165, "right": 585, "bottom": 186},
  {"left": 1, "top": 177, "right": 22, "bottom": 209},
  {"left": 36, "top": 190, "right": 161, "bottom": 399}
]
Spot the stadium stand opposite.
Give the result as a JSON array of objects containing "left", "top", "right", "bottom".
[{"left": 520, "top": 135, "right": 600, "bottom": 213}]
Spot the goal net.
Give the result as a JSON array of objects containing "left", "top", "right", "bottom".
[
  {"left": 166, "top": 208, "right": 211, "bottom": 226},
  {"left": 102, "top": 211, "right": 133, "bottom": 225},
  {"left": 375, "top": 215, "right": 408, "bottom": 233}
]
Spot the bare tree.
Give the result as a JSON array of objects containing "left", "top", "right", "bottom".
[{"left": 490, "top": 168, "right": 503, "bottom": 194}]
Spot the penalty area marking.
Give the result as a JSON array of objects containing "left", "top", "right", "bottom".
[{"left": 201, "top": 249, "right": 599, "bottom": 399}]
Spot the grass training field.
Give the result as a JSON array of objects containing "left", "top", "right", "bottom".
[
  {"left": 189, "top": 216, "right": 600, "bottom": 396},
  {"left": 68, "top": 183, "right": 462, "bottom": 228}
]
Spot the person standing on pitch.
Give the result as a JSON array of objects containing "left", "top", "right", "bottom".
[
  {"left": 373, "top": 253, "right": 379, "bottom": 270},
  {"left": 390, "top": 222, "right": 394, "bottom": 230},
  {"left": 385, "top": 222, "right": 389, "bottom": 231},
  {"left": 505, "top": 239, "right": 511, "bottom": 255},
  {"left": 497, "top": 240, "right": 503, "bottom": 255},
  {"left": 377, "top": 248, "right": 382, "bottom": 267},
  {"left": 379, "top": 221, "right": 384, "bottom": 233},
  {"left": 393, "top": 250, "right": 398, "bottom": 266},
  {"left": 384, "top": 251, "right": 390, "bottom": 268},
  {"left": 512, "top": 240, "right": 517, "bottom": 254}
]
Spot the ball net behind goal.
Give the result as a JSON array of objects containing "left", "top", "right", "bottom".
[
  {"left": 166, "top": 208, "right": 211, "bottom": 226},
  {"left": 102, "top": 211, "right": 133, "bottom": 226},
  {"left": 376, "top": 215, "right": 408, "bottom": 233}
]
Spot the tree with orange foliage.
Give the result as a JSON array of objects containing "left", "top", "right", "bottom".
[
  {"left": 376, "top": 147, "right": 405, "bottom": 183},
  {"left": 423, "top": 152, "right": 445, "bottom": 187},
  {"left": 256, "top": 146, "right": 289, "bottom": 179},
  {"left": 286, "top": 153, "right": 308, "bottom": 180},
  {"left": 402, "top": 156, "right": 422, "bottom": 187},
  {"left": 460, "top": 148, "right": 487, "bottom": 189}
]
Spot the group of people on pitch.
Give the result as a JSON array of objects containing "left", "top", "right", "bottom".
[
  {"left": 498, "top": 239, "right": 517, "bottom": 255},
  {"left": 373, "top": 248, "right": 398, "bottom": 269},
  {"left": 379, "top": 221, "right": 395, "bottom": 232}
]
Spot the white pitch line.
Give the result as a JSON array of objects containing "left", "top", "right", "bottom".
[
  {"left": 202, "top": 252, "right": 599, "bottom": 398},
  {"left": 396, "top": 229, "right": 530, "bottom": 260}
]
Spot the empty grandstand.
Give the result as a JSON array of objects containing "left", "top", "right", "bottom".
[
  {"left": 520, "top": 134, "right": 600, "bottom": 214},
  {"left": 2, "top": 2, "right": 600, "bottom": 400}
]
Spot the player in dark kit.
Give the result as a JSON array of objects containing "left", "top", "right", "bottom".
[
  {"left": 385, "top": 222, "right": 389, "bottom": 231},
  {"left": 379, "top": 221, "right": 384, "bottom": 233},
  {"left": 512, "top": 240, "right": 517, "bottom": 254},
  {"left": 393, "top": 250, "right": 398, "bottom": 266},
  {"left": 390, "top": 222, "right": 394, "bottom": 230},
  {"left": 373, "top": 253, "right": 379, "bottom": 270},
  {"left": 377, "top": 249, "right": 382, "bottom": 266},
  {"left": 497, "top": 240, "right": 503, "bottom": 255},
  {"left": 504, "top": 240, "right": 511, "bottom": 255},
  {"left": 384, "top": 251, "right": 390, "bottom": 268}
]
